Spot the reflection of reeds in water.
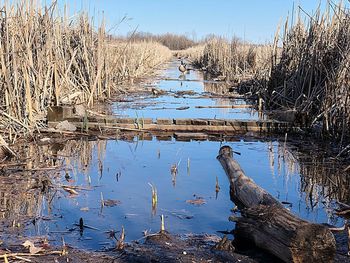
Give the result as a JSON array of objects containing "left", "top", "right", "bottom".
[
  {"left": 57, "top": 139, "right": 107, "bottom": 182},
  {"left": 204, "top": 82, "right": 231, "bottom": 95},
  {"left": 299, "top": 156, "right": 350, "bottom": 205},
  {"left": 0, "top": 175, "right": 44, "bottom": 223},
  {"left": 0, "top": 143, "right": 56, "bottom": 227},
  {"left": 1, "top": 139, "right": 109, "bottom": 232},
  {"left": 269, "top": 139, "right": 349, "bottom": 220}
]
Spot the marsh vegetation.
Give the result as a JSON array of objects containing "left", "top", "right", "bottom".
[{"left": 0, "top": 0, "right": 349, "bottom": 262}]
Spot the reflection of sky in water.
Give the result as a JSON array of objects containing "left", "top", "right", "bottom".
[
  {"left": 27, "top": 138, "right": 342, "bottom": 250},
  {"left": 113, "top": 95, "right": 258, "bottom": 120},
  {"left": 159, "top": 80, "right": 204, "bottom": 93}
]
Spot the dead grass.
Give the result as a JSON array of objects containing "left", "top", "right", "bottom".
[
  {"left": 0, "top": 1, "right": 171, "bottom": 135},
  {"left": 191, "top": 37, "right": 274, "bottom": 82},
  {"left": 172, "top": 44, "right": 205, "bottom": 64},
  {"left": 268, "top": 3, "right": 350, "bottom": 143},
  {"left": 108, "top": 40, "right": 172, "bottom": 82}
]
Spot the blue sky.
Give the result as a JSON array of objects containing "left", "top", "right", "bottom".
[{"left": 56, "top": 0, "right": 345, "bottom": 43}]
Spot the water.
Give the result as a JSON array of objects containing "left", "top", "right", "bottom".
[
  {"left": 25, "top": 137, "right": 343, "bottom": 250},
  {"left": 112, "top": 60, "right": 262, "bottom": 120},
  {"left": 9, "top": 59, "right": 345, "bottom": 250}
]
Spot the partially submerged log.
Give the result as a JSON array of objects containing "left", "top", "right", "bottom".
[{"left": 217, "top": 146, "right": 336, "bottom": 263}]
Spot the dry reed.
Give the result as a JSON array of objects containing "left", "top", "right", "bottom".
[
  {"left": 268, "top": 2, "right": 350, "bottom": 144},
  {"left": 109, "top": 40, "right": 172, "bottom": 83},
  {"left": 193, "top": 37, "right": 273, "bottom": 82},
  {"left": 0, "top": 1, "right": 172, "bottom": 135}
]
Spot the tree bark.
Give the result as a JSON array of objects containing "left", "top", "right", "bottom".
[{"left": 217, "top": 146, "right": 336, "bottom": 263}]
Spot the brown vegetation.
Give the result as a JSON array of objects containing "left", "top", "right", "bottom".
[
  {"left": 268, "top": 3, "right": 350, "bottom": 143},
  {"left": 128, "top": 32, "right": 196, "bottom": 50},
  {"left": 0, "top": 1, "right": 171, "bottom": 134},
  {"left": 109, "top": 40, "right": 171, "bottom": 83},
  {"left": 191, "top": 37, "right": 273, "bottom": 83}
]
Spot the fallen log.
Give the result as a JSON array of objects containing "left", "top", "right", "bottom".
[{"left": 217, "top": 146, "right": 336, "bottom": 263}]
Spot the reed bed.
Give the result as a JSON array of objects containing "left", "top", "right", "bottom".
[
  {"left": 172, "top": 44, "right": 205, "bottom": 63},
  {"left": 128, "top": 32, "right": 196, "bottom": 50},
  {"left": 268, "top": 3, "right": 350, "bottom": 143},
  {"left": 0, "top": 1, "right": 172, "bottom": 135},
  {"left": 193, "top": 37, "right": 273, "bottom": 82},
  {"left": 109, "top": 41, "right": 172, "bottom": 83}
]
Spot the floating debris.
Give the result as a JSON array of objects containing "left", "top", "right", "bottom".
[
  {"left": 215, "top": 176, "right": 220, "bottom": 193},
  {"left": 103, "top": 199, "right": 122, "bottom": 207},
  {"left": 176, "top": 106, "right": 190, "bottom": 110},
  {"left": 186, "top": 196, "right": 206, "bottom": 206},
  {"left": 62, "top": 186, "right": 79, "bottom": 195},
  {"left": 161, "top": 209, "right": 194, "bottom": 220}
]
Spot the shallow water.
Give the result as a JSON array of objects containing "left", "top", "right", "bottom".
[
  {"left": 112, "top": 60, "right": 262, "bottom": 120},
  {"left": 9, "top": 60, "right": 345, "bottom": 251},
  {"left": 113, "top": 95, "right": 258, "bottom": 120},
  {"left": 24, "top": 137, "right": 343, "bottom": 250}
]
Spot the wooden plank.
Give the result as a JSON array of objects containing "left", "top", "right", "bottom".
[
  {"left": 174, "top": 118, "right": 192, "bottom": 125},
  {"left": 208, "top": 119, "right": 226, "bottom": 126},
  {"left": 192, "top": 119, "right": 208, "bottom": 125},
  {"left": 48, "top": 121, "right": 293, "bottom": 133},
  {"left": 174, "top": 133, "right": 208, "bottom": 140},
  {"left": 156, "top": 118, "right": 174, "bottom": 125}
]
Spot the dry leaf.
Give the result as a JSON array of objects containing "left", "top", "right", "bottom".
[
  {"left": 62, "top": 186, "right": 79, "bottom": 195},
  {"left": 22, "top": 240, "right": 44, "bottom": 254}
]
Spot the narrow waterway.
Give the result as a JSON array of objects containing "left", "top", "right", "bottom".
[
  {"left": 112, "top": 60, "right": 262, "bottom": 120},
  {"left": 3, "top": 59, "right": 345, "bottom": 252}
]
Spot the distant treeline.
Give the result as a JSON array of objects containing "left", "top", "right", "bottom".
[{"left": 119, "top": 32, "right": 197, "bottom": 50}]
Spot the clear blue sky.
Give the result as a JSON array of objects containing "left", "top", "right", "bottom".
[{"left": 57, "top": 0, "right": 345, "bottom": 43}]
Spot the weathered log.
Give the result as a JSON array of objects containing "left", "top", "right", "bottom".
[{"left": 217, "top": 146, "right": 336, "bottom": 263}]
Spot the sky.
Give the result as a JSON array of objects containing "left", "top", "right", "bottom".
[{"left": 55, "top": 0, "right": 345, "bottom": 43}]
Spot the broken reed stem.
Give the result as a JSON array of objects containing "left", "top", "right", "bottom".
[
  {"left": 100, "top": 192, "right": 104, "bottom": 208},
  {"left": 116, "top": 226, "right": 125, "bottom": 250},
  {"left": 160, "top": 214, "right": 165, "bottom": 232},
  {"left": 0, "top": 251, "right": 64, "bottom": 259},
  {"left": 148, "top": 183, "right": 158, "bottom": 209}
]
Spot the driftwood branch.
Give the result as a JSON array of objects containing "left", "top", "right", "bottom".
[{"left": 217, "top": 146, "right": 336, "bottom": 263}]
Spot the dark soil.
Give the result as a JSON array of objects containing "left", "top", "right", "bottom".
[{"left": 1, "top": 232, "right": 280, "bottom": 263}]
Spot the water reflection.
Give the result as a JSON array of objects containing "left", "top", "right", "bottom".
[
  {"left": 0, "top": 135, "right": 345, "bottom": 249},
  {"left": 112, "top": 60, "right": 262, "bottom": 120},
  {"left": 203, "top": 81, "right": 231, "bottom": 95}
]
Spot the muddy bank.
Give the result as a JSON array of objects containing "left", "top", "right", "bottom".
[
  {"left": 1, "top": 232, "right": 279, "bottom": 263},
  {"left": 1, "top": 230, "right": 349, "bottom": 262}
]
